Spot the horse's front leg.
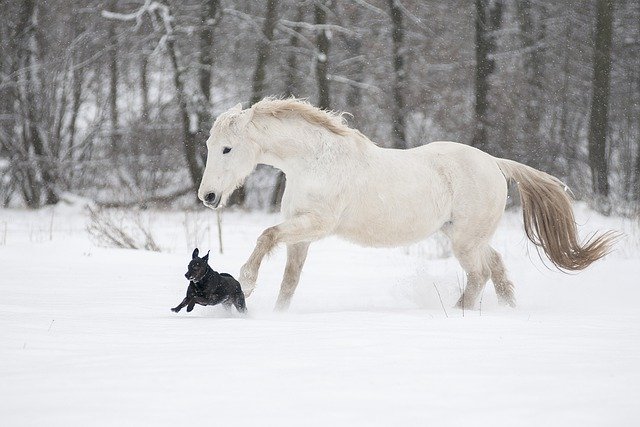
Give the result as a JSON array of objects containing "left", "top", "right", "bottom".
[
  {"left": 275, "top": 242, "right": 310, "bottom": 311},
  {"left": 239, "top": 214, "right": 330, "bottom": 299}
]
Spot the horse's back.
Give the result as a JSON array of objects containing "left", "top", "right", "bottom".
[
  {"left": 335, "top": 141, "right": 505, "bottom": 247},
  {"left": 373, "top": 141, "right": 507, "bottom": 239},
  {"left": 418, "top": 141, "right": 506, "bottom": 192}
]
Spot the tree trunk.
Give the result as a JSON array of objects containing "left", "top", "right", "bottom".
[
  {"left": 66, "top": 12, "right": 84, "bottom": 187},
  {"left": 344, "top": 2, "right": 363, "bottom": 122},
  {"left": 635, "top": 8, "right": 640, "bottom": 205},
  {"left": 284, "top": 5, "right": 304, "bottom": 98},
  {"left": 471, "top": 0, "right": 503, "bottom": 153},
  {"left": 272, "top": 5, "right": 304, "bottom": 212},
  {"left": 515, "top": 0, "right": 545, "bottom": 167},
  {"left": 24, "top": 0, "right": 57, "bottom": 205},
  {"left": 163, "top": 12, "right": 201, "bottom": 192},
  {"left": 9, "top": 0, "right": 40, "bottom": 207},
  {"left": 108, "top": 0, "right": 119, "bottom": 156},
  {"left": 587, "top": 0, "right": 614, "bottom": 200},
  {"left": 635, "top": 7, "right": 640, "bottom": 205},
  {"left": 140, "top": 54, "right": 149, "bottom": 123},
  {"left": 388, "top": 0, "right": 407, "bottom": 149},
  {"left": 197, "top": 0, "right": 219, "bottom": 178},
  {"left": 314, "top": 0, "right": 332, "bottom": 110},
  {"left": 634, "top": 137, "right": 640, "bottom": 203},
  {"left": 251, "top": 0, "right": 279, "bottom": 105},
  {"left": 199, "top": 0, "right": 219, "bottom": 108}
]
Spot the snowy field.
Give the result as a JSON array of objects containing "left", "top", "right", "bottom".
[{"left": 1, "top": 201, "right": 639, "bottom": 426}]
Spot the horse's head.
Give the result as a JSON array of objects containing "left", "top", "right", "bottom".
[{"left": 198, "top": 103, "right": 260, "bottom": 209}]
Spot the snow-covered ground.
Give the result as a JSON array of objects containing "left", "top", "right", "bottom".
[{"left": 1, "top": 202, "right": 639, "bottom": 426}]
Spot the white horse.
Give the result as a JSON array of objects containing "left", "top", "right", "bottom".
[{"left": 198, "top": 98, "right": 616, "bottom": 311}]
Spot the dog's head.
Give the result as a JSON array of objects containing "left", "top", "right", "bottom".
[{"left": 185, "top": 248, "right": 210, "bottom": 282}]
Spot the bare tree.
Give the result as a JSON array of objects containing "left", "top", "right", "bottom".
[
  {"left": 471, "top": 0, "right": 503, "bottom": 153},
  {"left": 342, "top": 2, "right": 364, "bottom": 122},
  {"left": 251, "top": 0, "right": 279, "bottom": 105},
  {"left": 199, "top": 0, "right": 220, "bottom": 112},
  {"left": 284, "top": 5, "right": 305, "bottom": 98},
  {"left": 13, "top": 0, "right": 59, "bottom": 205},
  {"left": 107, "top": 0, "right": 119, "bottom": 155},
  {"left": 587, "top": 0, "right": 614, "bottom": 200},
  {"left": 139, "top": 53, "right": 150, "bottom": 122},
  {"left": 515, "top": 0, "right": 546, "bottom": 168},
  {"left": 315, "top": 0, "right": 332, "bottom": 110},
  {"left": 102, "top": 2, "right": 208, "bottom": 192},
  {"left": 388, "top": 0, "right": 407, "bottom": 149}
]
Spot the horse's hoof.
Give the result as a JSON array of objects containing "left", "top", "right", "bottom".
[
  {"left": 454, "top": 296, "right": 476, "bottom": 310},
  {"left": 239, "top": 265, "right": 257, "bottom": 297},
  {"left": 274, "top": 299, "right": 291, "bottom": 312},
  {"left": 498, "top": 295, "right": 517, "bottom": 308}
]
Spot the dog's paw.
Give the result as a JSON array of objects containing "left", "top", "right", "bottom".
[{"left": 171, "top": 307, "right": 180, "bottom": 313}]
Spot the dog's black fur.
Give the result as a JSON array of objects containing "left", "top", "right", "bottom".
[{"left": 171, "top": 248, "right": 246, "bottom": 314}]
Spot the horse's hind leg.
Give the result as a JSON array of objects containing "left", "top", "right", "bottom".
[
  {"left": 443, "top": 214, "right": 499, "bottom": 310},
  {"left": 452, "top": 244, "right": 492, "bottom": 310},
  {"left": 275, "top": 242, "right": 310, "bottom": 311},
  {"left": 488, "top": 247, "right": 516, "bottom": 307},
  {"left": 444, "top": 156, "right": 509, "bottom": 309}
]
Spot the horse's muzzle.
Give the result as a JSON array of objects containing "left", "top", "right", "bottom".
[{"left": 203, "top": 192, "right": 221, "bottom": 209}]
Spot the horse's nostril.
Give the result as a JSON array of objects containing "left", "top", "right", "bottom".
[{"left": 205, "top": 192, "right": 217, "bottom": 203}]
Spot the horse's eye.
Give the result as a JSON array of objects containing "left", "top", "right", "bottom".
[{"left": 222, "top": 147, "right": 232, "bottom": 154}]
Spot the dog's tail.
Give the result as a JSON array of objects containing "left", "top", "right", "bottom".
[{"left": 496, "top": 158, "right": 618, "bottom": 271}]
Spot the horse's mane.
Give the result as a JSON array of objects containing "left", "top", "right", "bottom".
[{"left": 251, "top": 97, "right": 355, "bottom": 137}]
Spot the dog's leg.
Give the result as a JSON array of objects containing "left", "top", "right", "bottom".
[
  {"left": 171, "top": 297, "right": 190, "bottom": 313},
  {"left": 240, "top": 214, "right": 332, "bottom": 298},
  {"left": 186, "top": 300, "right": 197, "bottom": 312},
  {"left": 233, "top": 292, "right": 247, "bottom": 313}
]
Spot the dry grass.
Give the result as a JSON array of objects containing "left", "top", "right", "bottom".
[{"left": 86, "top": 206, "right": 161, "bottom": 252}]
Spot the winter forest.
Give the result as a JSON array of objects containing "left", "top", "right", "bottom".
[
  {"left": 2, "top": 1, "right": 640, "bottom": 426},
  {"left": 1, "top": 0, "right": 639, "bottom": 213}
]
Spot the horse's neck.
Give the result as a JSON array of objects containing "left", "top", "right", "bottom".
[{"left": 253, "top": 118, "right": 353, "bottom": 177}]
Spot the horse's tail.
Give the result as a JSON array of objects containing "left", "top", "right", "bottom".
[{"left": 496, "top": 158, "right": 618, "bottom": 271}]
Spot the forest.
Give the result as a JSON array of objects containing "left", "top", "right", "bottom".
[{"left": 1, "top": 0, "right": 638, "bottom": 214}]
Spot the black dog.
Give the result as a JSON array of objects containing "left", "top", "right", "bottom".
[{"left": 171, "top": 248, "right": 246, "bottom": 314}]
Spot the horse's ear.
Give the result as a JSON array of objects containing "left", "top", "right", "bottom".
[
  {"left": 232, "top": 102, "right": 243, "bottom": 112},
  {"left": 192, "top": 248, "right": 199, "bottom": 259},
  {"left": 202, "top": 251, "right": 210, "bottom": 262},
  {"left": 233, "top": 107, "right": 254, "bottom": 130}
]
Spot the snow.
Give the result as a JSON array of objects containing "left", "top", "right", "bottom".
[{"left": 1, "top": 204, "right": 639, "bottom": 426}]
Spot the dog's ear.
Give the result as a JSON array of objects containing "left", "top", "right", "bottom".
[
  {"left": 202, "top": 250, "right": 210, "bottom": 262},
  {"left": 192, "top": 248, "right": 199, "bottom": 259}
]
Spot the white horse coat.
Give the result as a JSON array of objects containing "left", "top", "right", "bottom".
[{"left": 198, "top": 98, "right": 615, "bottom": 310}]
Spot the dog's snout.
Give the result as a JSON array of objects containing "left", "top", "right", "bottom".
[
  {"left": 204, "top": 192, "right": 217, "bottom": 204},
  {"left": 185, "top": 273, "right": 190, "bottom": 279}
]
